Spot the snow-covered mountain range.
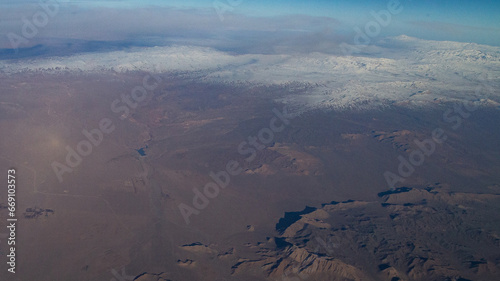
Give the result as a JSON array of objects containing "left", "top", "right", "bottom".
[{"left": 1, "top": 35, "right": 499, "bottom": 110}]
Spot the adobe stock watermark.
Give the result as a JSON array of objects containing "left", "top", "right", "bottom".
[
  {"left": 7, "top": 0, "right": 60, "bottom": 52},
  {"left": 277, "top": 264, "right": 310, "bottom": 281},
  {"left": 178, "top": 106, "right": 295, "bottom": 224},
  {"left": 109, "top": 266, "right": 135, "bottom": 281},
  {"left": 384, "top": 79, "right": 496, "bottom": 190},
  {"left": 213, "top": 0, "right": 243, "bottom": 22},
  {"left": 51, "top": 74, "right": 162, "bottom": 183},
  {"left": 340, "top": 0, "right": 409, "bottom": 56},
  {"left": 275, "top": 236, "right": 338, "bottom": 281},
  {"left": 312, "top": 236, "right": 339, "bottom": 255}
]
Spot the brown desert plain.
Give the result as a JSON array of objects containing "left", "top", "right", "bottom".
[{"left": 0, "top": 71, "right": 500, "bottom": 281}]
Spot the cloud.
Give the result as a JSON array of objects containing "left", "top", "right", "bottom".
[
  {"left": 406, "top": 20, "right": 500, "bottom": 45},
  {"left": 0, "top": 4, "right": 345, "bottom": 56},
  {"left": 409, "top": 20, "right": 499, "bottom": 34}
]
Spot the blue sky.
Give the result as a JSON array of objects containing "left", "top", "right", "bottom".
[
  {"left": 71, "top": 0, "right": 499, "bottom": 27},
  {"left": 65, "top": 0, "right": 500, "bottom": 44},
  {"left": 0, "top": 0, "right": 499, "bottom": 56}
]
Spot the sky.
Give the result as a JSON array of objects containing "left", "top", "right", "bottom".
[
  {"left": 0, "top": 0, "right": 499, "bottom": 58},
  {"left": 53, "top": 0, "right": 500, "bottom": 28}
]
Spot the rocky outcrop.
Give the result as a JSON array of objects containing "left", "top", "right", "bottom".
[
  {"left": 231, "top": 186, "right": 500, "bottom": 281},
  {"left": 133, "top": 272, "right": 172, "bottom": 281}
]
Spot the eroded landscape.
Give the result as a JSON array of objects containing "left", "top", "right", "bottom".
[{"left": 0, "top": 70, "right": 499, "bottom": 280}]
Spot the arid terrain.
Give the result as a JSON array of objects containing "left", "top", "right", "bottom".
[{"left": 0, "top": 71, "right": 499, "bottom": 281}]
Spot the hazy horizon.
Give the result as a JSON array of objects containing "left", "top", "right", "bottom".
[{"left": 1, "top": 0, "right": 500, "bottom": 60}]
